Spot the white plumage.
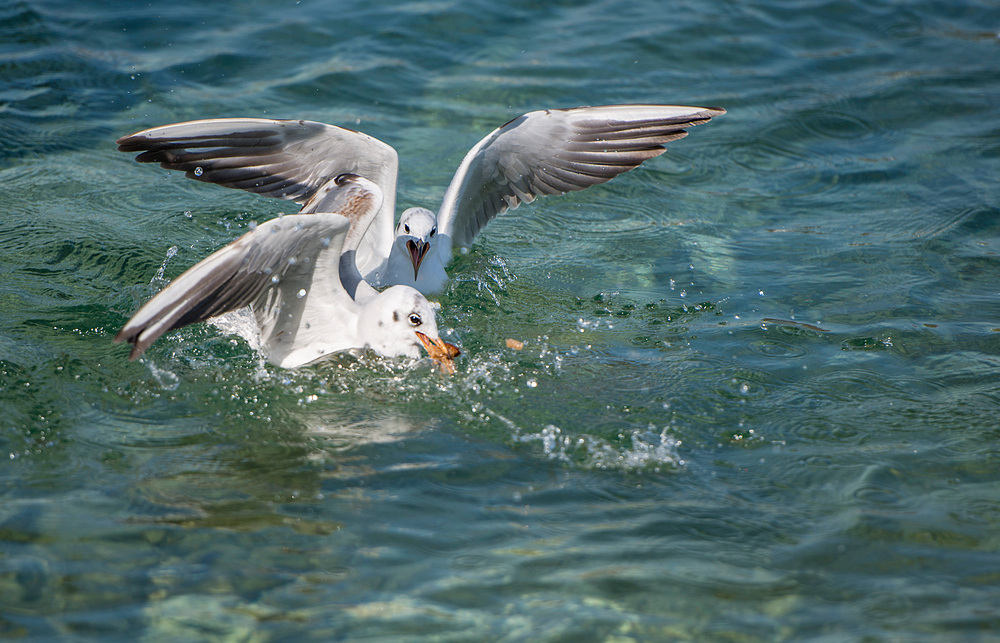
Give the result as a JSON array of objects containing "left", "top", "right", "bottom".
[{"left": 117, "top": 104, "right": 725, "bottom": 295}]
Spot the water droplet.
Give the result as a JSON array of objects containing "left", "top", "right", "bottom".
[
  {"left": 320, "top": 237, "right": 331, "bottom": 248},
  {"left": 184, "top": 210, "right": 192, "bottom": 218},
  {"left": 288, "top": 257, "right": 297, "bottom": 266},
  {"left": 297, "top": 289, "right": 306, "bottom": 299},
  {"left": 527, "top": 379, "right": 538, "bottom": 388},
  {"left": 248, "top": 221, "right": 258, "bottom": 231},
  {"left": 194, "top": 167, "right": 204, "bottom": 177},
  {"left": 271, "top": 275, "right": 280, "bottom": 284}
]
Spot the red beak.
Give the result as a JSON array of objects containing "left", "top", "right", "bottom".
[
  {"left": 406, "top": 240, "right": 430, "bottom": 280},
  {"left": 415, "top": 331, "right": 461, "bottom": 375}
]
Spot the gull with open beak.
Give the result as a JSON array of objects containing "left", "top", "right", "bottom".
[
  {"left": 114, "top": 174, "right": 459, "bottom": 370},
  {"left": 391, "top": 206, "right": 435, "bottom": 282},
  {"left": 116, "top": 104, "right": 725, "bottom": 296}
]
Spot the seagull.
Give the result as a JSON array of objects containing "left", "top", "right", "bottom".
[
  {"left": 114, "top": 174, "right": 455, "bottom": 369},
  {"left": 116, "top": 104, "right": 725, "bottom": 295}
]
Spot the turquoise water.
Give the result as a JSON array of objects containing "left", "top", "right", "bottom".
[{"left": 2, "top": 0, "right": 1000, "bottom": 640}]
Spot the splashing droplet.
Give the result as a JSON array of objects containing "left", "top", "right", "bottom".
[
  {"left": 297, "top": 289, "right": 306, "bottom": 299},
  {"left": 194, "top": 167, "right": 204, "bottom": 177}
]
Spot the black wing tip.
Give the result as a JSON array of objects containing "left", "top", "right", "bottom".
[
  {"left": 116, "top": 132, "right": 158, "bottom": 151},
  {"left": 119, "top": 325, "right": 167, "bottom": 361},
  {"left": 116, "top": 139, "right": 162, "bottom": 160},
  {"left": 112, "top": 328, "right": 147, "bottom": 361},
  {"left": 127, "top": 343, "right": 146, "bottom": 361}
]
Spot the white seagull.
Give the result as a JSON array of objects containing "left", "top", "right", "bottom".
[
  {"left": 116, "top": 104, "right": 725, "bottom": 295},
  {"left": 114, "top": 174, "right": 456, "bottom": 369}
]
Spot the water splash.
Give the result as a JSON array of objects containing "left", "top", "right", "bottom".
[
  {"left": 151, "top": 246, "right": 178, "bottom": 285},
  {"left": 516, "top": 424, "right": 684, "bottom": 472},
  {"left": 208, "top": 308, "right": 263, "bottom": 355},
  {"left": 142, "top": 358, "right": 180, "bottom": 391}
]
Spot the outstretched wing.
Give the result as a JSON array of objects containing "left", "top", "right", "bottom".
[
  {"left": 435, "top": 104, "right": 725, "bottom": 251},
  {"left": 117, "top": 118, "right": 398, "bottom": 206},
  {"left": 114, "top": 213, "right": 353, "bottom": 361},
  {"left": 117, "top": 118, "right": 400, "bottom": 275}
]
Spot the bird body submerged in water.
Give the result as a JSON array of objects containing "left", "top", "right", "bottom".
[
  {"left": 116, "top": 104, "right": 725, "bottom": 296},
  {"left": 115, "top": 175, "right": 457, "bottom": 369}
]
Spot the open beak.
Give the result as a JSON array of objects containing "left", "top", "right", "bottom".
[
  {"left": 415, "top": 331, "right": 461, "bottom": 375},
  {"left": 406, "top": 240, "right": 430, "bottom": 280}
]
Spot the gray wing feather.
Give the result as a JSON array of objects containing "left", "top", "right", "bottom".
[
  {"left": 114, "top": 214, "right": 351, "bottom": 360},
  {"left": 436, "top": 104, "right": 725, "bottom": 250},
  {"left": 117, "top": 118, "right": 398, "bottom": 207}
]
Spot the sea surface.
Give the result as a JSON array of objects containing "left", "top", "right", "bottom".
[{"left": 2, "top": 0, "right": 999, "bottom": 640}]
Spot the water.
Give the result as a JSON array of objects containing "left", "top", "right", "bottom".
[{"left": 2, "top": 0, "right": 999, "bottom": 639}]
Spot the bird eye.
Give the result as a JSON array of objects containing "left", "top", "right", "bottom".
[
  {"left": 430, "top": 227, "right": 436, "bottom": 237},
  {"left": 404, "top": 224, "right": 410, "bottom": 234},
  {"left": 408, "top": 314, "right": 421, "bottom": 326}
]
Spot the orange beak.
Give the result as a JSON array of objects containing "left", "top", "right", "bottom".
[{"left": 415, "top": 331, "right": 461, "bottom": 375}]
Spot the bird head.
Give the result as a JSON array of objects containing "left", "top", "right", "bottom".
[
  {"left": 395, "top": 207, "right": 437, "bottom": 280},
  {"left": 359, "top": 285, "right": 442, "bottom": 360}
]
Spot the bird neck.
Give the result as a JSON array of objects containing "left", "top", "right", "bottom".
[
  {"left": 383, "top": 241, "right": 449, "bottom": 294},
  {"left": 339, "top": 250, "right": 365, "bottom": 299}
]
